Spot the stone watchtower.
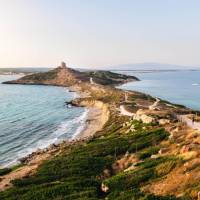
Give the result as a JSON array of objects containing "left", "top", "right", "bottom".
[{"left": 60, "top": 62, "right": 67, "bottom": 69}]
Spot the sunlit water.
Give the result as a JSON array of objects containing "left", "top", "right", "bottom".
[
  {"left": 0, "top": 75, "right": 87, "bottom": 167},
  {"left": 118, "top": 70, "right": 200, "bottom": 110}
]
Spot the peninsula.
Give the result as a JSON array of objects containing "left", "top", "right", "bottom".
[{"left": 1, "top": 62, "right": 200, "bottom": 200}]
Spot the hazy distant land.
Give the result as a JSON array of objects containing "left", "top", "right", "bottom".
[
  {"left": 0, "top": 68, "right": 52, "bottom": 75},
  {"left": 1, "top": 63, "right": 200, "bottom": 75}
]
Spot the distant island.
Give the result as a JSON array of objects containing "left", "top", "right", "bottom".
[{"left": 0, "top": 62, "right": 200, "bottom": 200}]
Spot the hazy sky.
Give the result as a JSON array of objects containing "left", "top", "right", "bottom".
[{"left": 1, "top": 0, "right": 200, "bottom": 68}]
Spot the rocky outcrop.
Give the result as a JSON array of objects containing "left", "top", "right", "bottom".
[
  {"left": 159, "top": 119, "right": 170, "bottom": 125},
  {"left": 133, "top": 109, "right": 156, "bottom": 124}
]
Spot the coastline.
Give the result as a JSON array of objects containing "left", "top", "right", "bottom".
[
  {"left": 68, "top": 84, "right": 110, "bottom": 140},
  {"left": 0, "top": 86, "right": 110, "bottom": 191},
  {"left": 67, "top": 84, "right": 110, "bottom": 139},
  {"left": 76, "top": 107, "right": 106, "bottom": 139},
  {"left": 2, "top": 67, "right": 200, "bottom": 198}
]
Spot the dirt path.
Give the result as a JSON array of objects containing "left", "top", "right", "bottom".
[
  {"left": 149, "top": 98, "right": 160, "bottom": 110},
  {"left": 90, "top": 77, "right": 95, "bottom": 84},
  {"left": 120, "top": 97, "right": 160, "bottom": 117},
  {"left": 120, "top": 105, "right": 134, "bottom": 116}
]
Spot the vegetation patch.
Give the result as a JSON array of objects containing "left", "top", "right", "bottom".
[
  {"left": 138, "top": 146, "right": 160, "bottom": 159},
  {"left": 0, "top": 168, "right": 12, "bottom": 176},
  {"left": 21, "top": 69, "right": 59, "bottom": 82},
  {"left": 85, "top": 70, "right": 139, "bottom": 85}
]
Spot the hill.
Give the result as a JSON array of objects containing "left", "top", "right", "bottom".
[{"left": 3, "top": 62, "right": 139, "bottom": 86}]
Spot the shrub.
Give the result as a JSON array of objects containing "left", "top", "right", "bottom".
[
  {"left": 155, "top": 160, "right": 177, "bottom": 177},
  {"left": 103, "top": 168, "right": 154, "bottom": 191},
  {"left": 138, "top": 146, "right": 160, "bottom": 159},
  {"left": 0, "top": 168, "right": 12, "bottom": 176}
]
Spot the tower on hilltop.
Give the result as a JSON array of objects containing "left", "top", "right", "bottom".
[{"left": 60, "top": 62, "right": 67, "bottom": 68}]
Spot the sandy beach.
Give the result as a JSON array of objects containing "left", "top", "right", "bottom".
[
  {"left": 77, "top": 107, "right": 103, "bottom": 139},
  {"left": 77, "top": 103, "right": 109, "bottom": 140}
]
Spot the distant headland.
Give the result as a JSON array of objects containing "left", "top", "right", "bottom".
[{"left": 3, "top": 61, "right": 139, "bottom": 86}]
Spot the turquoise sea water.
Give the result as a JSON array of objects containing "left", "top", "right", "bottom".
[
  {"left": 118, "top": 70, "right": 200, "bottom": 111},
  {"left": 0, "top": 75, "right": 87, "bottom": 167}
]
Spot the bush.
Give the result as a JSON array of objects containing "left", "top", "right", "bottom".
[
  {"left": 103, "top": 168, "right": 155, "bottom": 191},
  {"left": 138, "top": 146, "right": 160, "bottom": 159},
  {"left": 155, "top": 160, "right": 177, "bottom": 177},
  {"left": 0, "top": 168, "right": 12, "bottom": 176}
]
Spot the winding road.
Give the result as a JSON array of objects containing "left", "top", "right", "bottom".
[{"left": 119, "top": 105, "right": 134, "bottom": 116}]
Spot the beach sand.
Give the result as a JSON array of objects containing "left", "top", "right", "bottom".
[{"left": 77, "top": 107, "right": 105, "bottom": 139}]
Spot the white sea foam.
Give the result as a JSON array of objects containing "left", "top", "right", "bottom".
[
  {"left": 192, "top": 83, "right": 199, "bottom": 86},
  {"left": 64, "top": 88, "right": 80, "bottom": 99},
  {"left": 2, "top": 108, "right": 89, "bottom": 168},
  {"left": 3, "top": 159, "right": 19, "bottom": 168},
  {"left": 70, "top": 108, "right": 89, "bottom": 139},
  {"left": 52, "top": 107, "right": 89, "bottom": 140}
]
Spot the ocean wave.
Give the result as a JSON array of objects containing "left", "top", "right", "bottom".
[
  {"left": 70, "top": 108, "right": 89, "bottom": 139},
  {"left": 0, "top": 78, "right": 89, "bottom": 168},
  {"left": 1, "top": 108, "right": 89, "bottom": 168},
  {"left": 52, "top": 108, "right": 89, "bottom": 139}
]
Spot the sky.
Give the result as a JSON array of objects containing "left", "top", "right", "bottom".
[{"left": 0, "top": 0, "right": 200, "bottom": 68}]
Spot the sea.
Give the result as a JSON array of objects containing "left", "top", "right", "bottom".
[
  {"left": 117, "top": 70, "right": 200, "bottom": 111},
  {"left": 0, "top": 75, "right": 88, "bottom": 167}
]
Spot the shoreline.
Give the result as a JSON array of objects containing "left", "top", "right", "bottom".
[
  {"left": 0, "top": 84, "right": 108, "bottom": 167},
  {"left": 0, "top": 79, "right": 189, "bottom": 168},
  {"left": 0, "top": 77, "right": 195, "bottom": 172},
  {"left": 0, "top": 84, "right": 92, "bottom": 169},
  {"left": 76, "top": 107, "right": 105, "bottom": 139},
  {"left": 68, "top": 84, "right": 110, "bottom": 139},
  {"left": 0, "top": 86, "right": 110, "bottom": 191}
]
